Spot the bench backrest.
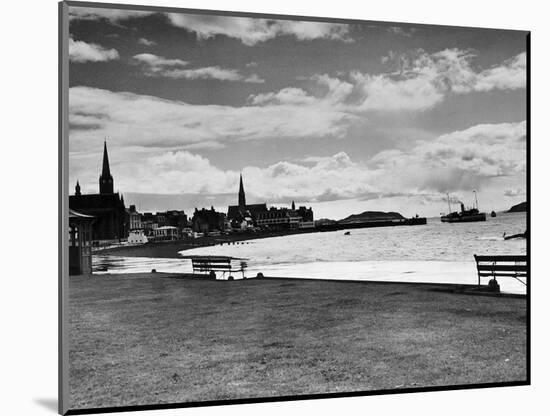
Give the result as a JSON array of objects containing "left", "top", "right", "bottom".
[
  {"left": 190, "top": 256, "right": 248, "bottom": 273},
  {"left": 192, "top": 257, "right": 231, "bottom": 271},
  {"left": 473, "top": 254, "right": 527, "bottom": 285}
]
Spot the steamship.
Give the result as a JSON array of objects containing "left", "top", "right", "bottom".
[{"left": 441, "top": 192, "right": 487, "bottom": 223}]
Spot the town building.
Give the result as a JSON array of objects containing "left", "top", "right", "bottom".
[
  {"left": 127, "top": 205, "right": 142, "bottom": 230},
  {"left": 226, "top": 175, "right": 315, "bottom": 230},
  {"left": 226, "top": 174, "right": 268, "bottom": 226},
  {"left": 296, "top": 205, "right": 314, "bottom": 222},
  {"left": 165, "top": 210, "right": 188, "bottom": 229},
  {"left": 141, "top": 212, "right": 155, "bottom": 236},
  {"left": 69, "top": 141, "right": 127, "bottom": 243},
  {"left": 152, "top": 226, "right": 179, "bottom": 241},
  {"left": 256, "top": 207, "right": 302, "bottom": 229},
  {"left": 256, "top": 201, "right": 315, "bottom": 229},
  {"left": 128, "top": 230, "right": 148, "bottom": 244},
  {"left": 155, "top": 212, "right": 167, "bottom": 227},
  {"left": 192, "top": 207, "right": 226, "bottom": 235}
]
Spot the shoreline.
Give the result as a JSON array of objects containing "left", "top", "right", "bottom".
[
  {"left": 96, "top": 219, "right": 428, "bottom": 259},
  {"left": 97, "top": 228, "right": 317, "bottom": 258}
]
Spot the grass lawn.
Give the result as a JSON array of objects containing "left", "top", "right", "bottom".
[{"left": 69, "top": 273, "right": 527, "bottom": 410}]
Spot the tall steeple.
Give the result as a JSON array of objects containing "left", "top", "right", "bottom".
[
  {"left": 75, "top": 180, "right": 81, "bottom": 196},
  {"left": 291, "top": 200, "right": 295, "bottom": 210},
  {"left": 99, "top": 140, "right": 114, "bottom": 194},
  {"left": 238, "top": 173, "right": 246, "bottom": 210}
]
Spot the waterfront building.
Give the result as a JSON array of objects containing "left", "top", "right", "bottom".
[
  {"left": 127, "top": 205, "right": 142, "bottom": 231},
  {"left": 226, "top": 175, "right": 315, "bottom": 230},
  {"left": 128, "top": 229, "right": 148, "bottom": 244},
  {"left": 69, "top": 141, "right": 127, "bottom": 242},
  {"left": 296, "top": 205, "right": 314, "bottom": 222},
  {"left": 256, "top": 207, "right": 302, "bottom": 229},
  {"left": 152, "top": 226, "right": 179, "bottom": 241},
  {"left": 256, "top": 201, "right": 315, "bottom": 229}
]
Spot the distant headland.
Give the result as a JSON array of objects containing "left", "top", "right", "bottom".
[
  {"left": 507, "top": 201, "right": 527, "bottom": 213},
  {"left": 339, "top": 211, "right": 405, "bottom": 223}
]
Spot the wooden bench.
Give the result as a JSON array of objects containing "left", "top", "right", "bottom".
[
  {"left": 185, "top": 256, "right": 248, "bottom": 280},
  {"left": 473, "top": 255, "right": 527, "bottom": 287}
]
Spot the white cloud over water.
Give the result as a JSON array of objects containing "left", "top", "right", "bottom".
[{"left": 70, "top": 116, "right": 526, "bottom": 217}]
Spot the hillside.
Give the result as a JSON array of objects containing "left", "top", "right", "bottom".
[
  {"left": 339, "top": 211, "right": 405, "bottom": 223},
  {"left": 507, "top": 201, "right": 527, "bottom": 213}
]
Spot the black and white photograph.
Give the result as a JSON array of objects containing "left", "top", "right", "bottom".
[{"left": 60, "top": 1, "right": 528, "bottom": 414}]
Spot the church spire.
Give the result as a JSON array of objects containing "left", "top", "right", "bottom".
[
  {"left": 75, "top": 180, "right": 81, "bottom": 196},
  {"left": 238, "top": 173, "right": 246, "bottom": 210},
  {"left": 99, "top": 140, "right": 114, "bottom": 194},
  {"left": 102, "top": 140, "right": 111, "bottom": 177}
]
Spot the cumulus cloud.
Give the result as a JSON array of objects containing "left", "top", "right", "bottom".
[
  {"left": 474, "top": 52, "right": 526, "bottom": 92},
  {"left": 137, "top": 37, "right": 156, "bottom": 46},
  {"left": 133, "top": 53, "right": 189, "bottom": 70},
  {"left": 243, "top": 74, "right": 265, "bottom": 84},
  {"left": 132, "top": 53, "right": 264, "bottom": 83},
  {"left": 68, "top": 7, "right": 153, "bottom": 22},
  {"left": 251, "top": 49, "right": 527, "bottom": 113},
  {"left": 68, "top": 7, "right": 352, "bottom": 45},
  {"left": 69, "top": 37, "right": 119, "bottom": 63},
  {"left": 247, "top": 74, "right": 354, "bottom": 109},
  {"left": 166, "top": 14, "right": 352, "bottom": 45},
  {"left": 70, "top": 112, "right": 525, "bottom": 212},
  {"left": 358, "top": 49, "right": 525, "bottom": 111},
  {"left": 248, "top": 87, "right": 318, "bottom": 106},
  {"left": 370, "top": 121, "right": 527, "bottom": 194},
  {"left": 68, "top": 86, "right": 352, "bottom": 152},
  {"left": 386, "top": 26, "right": 416, "bottom": 37},
  {"left": 247, "top": 121, "right": 525, "bottom": 203},
  {"left": 504, "top": 188, "right": 526, "bottom": 197},
  {"left": 351, "top": 70, "right": 444, "bottom": 111}
]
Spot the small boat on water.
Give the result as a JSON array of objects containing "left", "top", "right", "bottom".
[
  {"left": 491, "top": 211, "right": 497, "bottom": 217},
  {"left": 344, "top": 231, "right": 351, "bottom": 235},
  {"left": 441, "top": 191, "right": 487, "bottom": 223}
]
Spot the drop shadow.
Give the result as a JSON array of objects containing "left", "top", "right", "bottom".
[{"left": 34, "top": 398, "right": 58, "bottom": 413}]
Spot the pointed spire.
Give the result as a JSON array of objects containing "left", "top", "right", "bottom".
[
  {"left": 102, "top": 140, "right": 111, "bottom": 177},
  {"left": 99, "top": 140, "right": 114, "bottom": 194},
  {"left": 75, "top": 180, "right": 81, "bottom": 196},
  {"left": 238, "top": 172, "right": 246, "bottom": 209},
  {"left": 291, "top": 200, "right": 295, "bottom": 210}
]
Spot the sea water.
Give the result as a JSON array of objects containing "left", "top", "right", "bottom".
[{"left": 94, "top": 212, "right": 527, "bottom": 294}]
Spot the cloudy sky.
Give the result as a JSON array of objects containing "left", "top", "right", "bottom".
[{"left": 67, "top": 5, "right": 527, "bottom": 219}]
